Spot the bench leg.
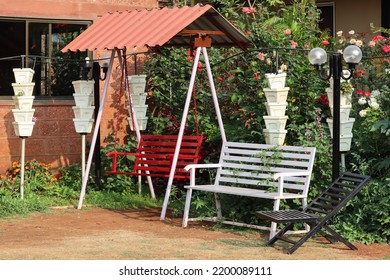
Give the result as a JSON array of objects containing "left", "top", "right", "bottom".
[
  {"left": 269, "top": 199, "right": 281, "bottom": 239},
  {"left": 214, "top": 193, "right": 222, "bottom": 219},
  {"left": 182, "top": 189, "right": 193, "bottom": 227}
]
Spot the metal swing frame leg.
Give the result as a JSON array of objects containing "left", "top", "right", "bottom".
[{"left": 160, "top": 46, "right": 227, "bottom": 220}]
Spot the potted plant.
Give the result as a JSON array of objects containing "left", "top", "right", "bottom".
[
  {"left": 72, "top": 80, "right": 95, "bottom": 95},
  {"left": 12, "top": 83, "right": 35, "bottom": 96},
  {"left": 13, "top": 122, "right": 35, "bottom": 137},
  {"left": 128, "top": 75, "right": 147, "bottom": 95},
  {"left": 263, "top": 87, "right": 289, "bottom": 103},
  {"left": 13, "top": 68, "right": 35, "bottom": 83},
  {"left": 264, "top": 71, "right": 287, "bottom": 90}
]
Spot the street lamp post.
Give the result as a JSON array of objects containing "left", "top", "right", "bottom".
[{"left": 308, "top": 45, "right": 362, "bottom": 181}]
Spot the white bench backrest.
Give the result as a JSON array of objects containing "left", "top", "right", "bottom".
[{"left": 215, "top": 142, "right": 316, "bottom": 195}]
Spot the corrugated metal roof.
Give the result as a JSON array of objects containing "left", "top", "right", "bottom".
[{"left": 62, "top": 4, "right": 252, "bottom": 52}]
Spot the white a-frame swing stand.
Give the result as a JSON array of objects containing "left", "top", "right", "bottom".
[
  {"left": 77, "top": 48, "right": 156, "bottom": 209},
  {"left": 160, "top": 39, "right": 227, "bottom": 220}
]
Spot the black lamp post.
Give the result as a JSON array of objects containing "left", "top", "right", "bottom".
[
  {"left": 308, "top": 45, "right": 362, "bottom": 181},
  {"left": 91, "top": 57, "right": 109, "bottom": 189}
]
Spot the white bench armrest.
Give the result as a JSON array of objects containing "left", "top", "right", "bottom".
[
  {"left": 185, "top": 163, "right": 221, "bottom": 186},
  {"left": 184, "top": 163, "right": 221, "bottom": 172},
  {"left": 272, "top": 171, "right": 311, "bottom": 181}
]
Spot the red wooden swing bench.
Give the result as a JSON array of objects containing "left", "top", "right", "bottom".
[{"left": 106, "top": 134, "right": 204, "bottom": 179}]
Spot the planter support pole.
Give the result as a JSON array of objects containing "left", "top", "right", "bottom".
[{"left": 20, "top": 137, "right": 26, "bottom": 199}]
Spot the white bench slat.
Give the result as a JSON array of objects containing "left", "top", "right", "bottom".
[{"left": 185, "top": 185, "right": 307, "bottom": 199}]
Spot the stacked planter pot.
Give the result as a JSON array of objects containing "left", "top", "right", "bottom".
[
  {"left": 263, "top": 72, "right": 289, "bottom": 145},
  {"left": 127, "top": 75, "right": 148, "bottom": 131},
  {"left": 325, "top": 87, "right": 354, "bottom": 152},
  {"left": 72, "top": 80, "right": 95, "bottom": 134},
  {"left": 12, "top": 68, "right": 36, "bottom": 137}
]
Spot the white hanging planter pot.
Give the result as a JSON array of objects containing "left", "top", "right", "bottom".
[
  {"left": 12, "top": 96, "right": 35, "bottom": 110},
  {"left": 73, "top": 119, "right": 94, "bottom": 134},
  {"left": 13, "top": 122, "right": 35, "bottom": 137},
  {"left": 330, "top": 104, "right": 352, "bottom": 121},
  {"left": 263, "top": 87, "right": 289, "bottom": 103},
  {"left": 263, "top": 129, "right": 287, "bottom": 145},
  {"left": 72, "top": 80, "right": 95, "bottom": 95},
  {"left": 13, "top": 68, "right": 35, "bottom": 83},
  {"left": 326, "top": 87, "right": 352, "bottom": 106},
  {"left": 340, "top": 134, "right": 353, "bottom": 152},
  {"left": 72, "top": 106, "right": 95, "bottom": 119},
  {"left": 73, "top": 93, "right": 94, "bottom": 107},
  {"left": 12, "top": 83, "right": 35, "bottom": 96},
  {"left": 265, "top": 102, "right": 288, "bottom": 116},
  {"left": 132, "top": 105, "right": 148, "bottom": 118},
  {"left": 128, "top": 75, "right": 147, "bottom": 95},
  {"left": 265, "top": 72, "right": 287, "bottom": 89},
  {"left": 12, "top": 108, "right": 35, "bottom": 123},
  {"left": 327, "top": 118, "right": 355, "bottom": 138},
  {"left": 263, "top": 115, "right": 288, "bottom": 131},
  {"left": 127, "top": 116, "right": 148, "bottom": 131},
  {"left": 130, "top": 93, "right": 147, "bottom": 106}
]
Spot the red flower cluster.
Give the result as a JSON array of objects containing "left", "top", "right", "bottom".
[
  {"left": 355, "top": 69, "right": 366, "bottom": 77},
  {"left": 357, "top": 89, "right": 371, "bottom": 97}
]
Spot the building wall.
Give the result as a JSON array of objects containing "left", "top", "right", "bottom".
[
  {"left": 0, "top": 0, "right": 158, "bottom": 174},
  {"left": 316, "top": 0, "right": 381, "bottom": 38}
]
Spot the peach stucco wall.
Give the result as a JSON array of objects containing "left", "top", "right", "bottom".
[{"left": 316, "top": 0, "right": 381, "bottom": 38}]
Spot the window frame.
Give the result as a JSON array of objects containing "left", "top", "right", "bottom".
[{"left": 0, "top": 16, "right": 92, "bottom": 100}]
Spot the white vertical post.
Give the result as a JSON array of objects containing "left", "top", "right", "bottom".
[
  {"left": 160, "top": 47, "right": 202, "bottom": 220},
  {"left": 20, "top": 138, "right": 26, "bottom": 200},
  {"left": 202, "top": 47, "right": 227, "bottom": 143},
  {"left": 81, "top": 134, "right": 86, "bottom": 179},
  {"left": 77, "top": 49, "right": 115, "bottom": 209}
]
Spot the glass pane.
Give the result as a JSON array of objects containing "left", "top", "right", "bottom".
[
  {"left": 0, "top": 20, "right": 26, "bottom": 96},
  {"left": 51, "top": 23, "right": 89, "bottom": 96}
]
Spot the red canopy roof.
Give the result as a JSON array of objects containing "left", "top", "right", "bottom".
[{"left": 62, "top": 4, "right": 251, "bottom": 52}]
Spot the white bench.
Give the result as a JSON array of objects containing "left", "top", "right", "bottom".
[{"left": 182, "top": 141, "right": 316, "bottom": 238}]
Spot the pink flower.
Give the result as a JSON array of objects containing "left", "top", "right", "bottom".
[
  {"left": 357, "top": 89, "right": 364, "bottom": 95},
  {"left": 355, "top": 69, "right": 365, "bottom": 77},
  {"left": 257, "top": 52, "right": 265, "bottom": 61},
  {"left": 217, "top": 77, "right": 223, "bottom": 83},
  {"left": 364, "top": 91, "right": 371, "bottom": 97},
  {"left": 242, "top": 7, "right": 255, "bottom": 14},
  {"left": 368, "top": 40, "right": 376, "bottom": 47},
  {"left": 290, "top": 40, "right": 298, "bottom": 48},
  {"left": 304, "top": 42, "right": 310, "bottom": 50},
  {"left": 254, "top": 72, "right": 259, "bottom": 80},
  {"left": 197, "top": 62, "right": 203, "bottom": 72},
  {"left": 383, "top": 45, "right": 390, "bottom": 53},
  {"left": 246, "top": 31, "right": 252, "bottom": 36},
  {"left": 284, "top": 29, "right": 291, "bottom": 36},
  {"left": 321, "top": 40, "right": 330, "bottom": 46},
  {"left": 373, "top": 35, "right": 386, "bottom": 42}
]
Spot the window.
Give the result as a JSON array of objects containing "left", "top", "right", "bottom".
[
  {"left": 0, "top": 18, "right": 90, "bottom": 98},
  {"left": 317, "top": 3, "right": 335, "bottom": 37}
]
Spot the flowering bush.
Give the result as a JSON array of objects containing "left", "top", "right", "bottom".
[{"left": 329, "top": 29, "right": 390, "bottom": 176}]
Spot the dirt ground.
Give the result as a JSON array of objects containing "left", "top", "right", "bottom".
[{"left": 0, "top": 207, "right": 389, "bottom": 260}]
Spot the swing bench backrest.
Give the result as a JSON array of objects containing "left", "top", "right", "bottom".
[
  {"left": 133, "top": 134, "right": 203, "bottom": 178},
  {"left": 106, "top": 134, "right": 204, "bottom": 179}
]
